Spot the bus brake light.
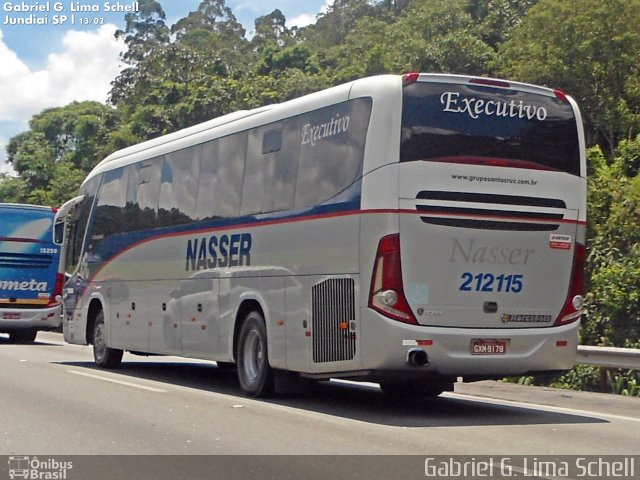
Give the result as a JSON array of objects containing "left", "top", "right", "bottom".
[
  {"left": 402, "top": 72, "right": 420, "bottom": 86},
  {"left": 469, "top": 78, "right": 511, "bottom": 88},
  {"left": 48, "top": 273, "right": 64, "bottom": 307},
  {"left": 369, "top": 234, "right": 417, "bottom": 324},
  {"left": 554, "top": 89, "right": 569, "bottom": 102},
  {"left": 554, "top": 243, "right": 585, "bottom": 326}
]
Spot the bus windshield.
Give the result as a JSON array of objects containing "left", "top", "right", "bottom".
[{"left": 400, "top": 81, "right": 581, "bottom": 176}]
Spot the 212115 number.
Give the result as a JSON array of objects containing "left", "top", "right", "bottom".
[{"left": 459, "top": 273, "right": 523, "bottom": 293}]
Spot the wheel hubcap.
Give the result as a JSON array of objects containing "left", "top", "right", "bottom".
[
  {"left": 242, "top": 330, "right": 263, "bottom": 383},
  {"left": 94, "top": 324, "right": 105, "bottom": 361}
]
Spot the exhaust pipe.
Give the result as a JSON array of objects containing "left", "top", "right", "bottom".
[{"left": 407, "top": 349, "right": 429, "bottom": 367}]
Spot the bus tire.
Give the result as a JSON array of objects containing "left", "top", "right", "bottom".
[
  {"left": 237, "top": 311, "right": 273, "bottom": 397},
  {"left": 9, "top": 329, "right": 37, "bottom": 344},
  {"left": 93, "top": 310, "right": 123, "bottom": 369}
]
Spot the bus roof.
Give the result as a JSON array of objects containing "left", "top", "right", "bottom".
[
  {"left": 83, "top": 73, "right": 572, "bottom": 185},
  {"left": 0, "top": 203, "right": 55, "bottom": 213},
  {"left": 84, "top": 77, "right": 365, "bottom": 183}
]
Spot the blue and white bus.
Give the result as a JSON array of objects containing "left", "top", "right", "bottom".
[
  {"left": 60, "top": 73, "right": 586, "bottom": 397},
  {"left": 0, "top": 204, "right": 63, "bottom": 343}
]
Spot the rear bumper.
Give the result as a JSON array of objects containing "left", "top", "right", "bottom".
[
  {"left": 0, "top": 305, "right": 62, "bottom": 332},
  {"left": 360, "top": 308, "right": 579, "bottom": 378}
]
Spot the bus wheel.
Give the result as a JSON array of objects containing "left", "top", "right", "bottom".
[
  {"left": 9, "top": 329, "right": 37, "bottom": 344},
  {"left": 93, "top": 310, "right": 123, "bottom": 369},
  {"left": 237, "top": 311, "right": 273, "bottom": 397}
]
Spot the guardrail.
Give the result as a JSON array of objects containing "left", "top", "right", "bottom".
[{"left": 576, "top": 345, "right": 640, "bottom": 370}]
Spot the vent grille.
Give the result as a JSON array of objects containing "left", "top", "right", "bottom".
[
  {"left": 416, "top": 191, "right": 566, "bottom": 231},
  {"left": 311, "top": 278, "right": 356, "bottom": 363},
  {"left": 0, "top": 252, "right": 52, "bottom": 269}
]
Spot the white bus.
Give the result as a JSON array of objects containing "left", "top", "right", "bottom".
[{"left": 59, "top": 73, "right": 586, "bottom": 397}]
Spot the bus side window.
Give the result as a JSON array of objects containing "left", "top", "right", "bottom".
[
  {"left": 90, "top": 167, "right": 127, "bottom": 254},
  {"left": 195, "top": 133, "right": 245, "bottom": 221},
  {"left": 158, "top": 147, "right": 199, "bottom": 227},
  {"left": 54, "top": 220, "right": 64, "bottom": 244},
  {"left": 241, "top": 119, "right": 299, "bottom": 216},
  {"left": 295, "top": 98, "right": 372, "bottom": 208},
  {"left": 123, "top": 159, "right": 161, "bottom": 232},
  {"left": 262, "top": 129, "right": 282, "bottom": 154}
]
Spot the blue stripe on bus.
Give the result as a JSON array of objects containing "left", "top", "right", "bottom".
[{"left": 87, "top": 198, "right": 362, "bottom": 273}]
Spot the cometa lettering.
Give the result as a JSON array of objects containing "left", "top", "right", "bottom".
[
  {"left": 0, "top": 279, "right": 48, "bottom": 292},
  {"left": 441, "top": 91, "right": 548, "bottom": 121},
  {"left": 186, "top": 233, "right": 252, "bottom": 271}
]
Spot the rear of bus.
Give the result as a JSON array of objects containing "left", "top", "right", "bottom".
[
  {"left": 362, "top": 73, "right": 586, "bottom": 385},
  {"left": 0, "top": 204, "right": 63, "bottom": 343}
]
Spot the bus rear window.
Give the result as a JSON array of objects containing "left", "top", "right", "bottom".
[
  {"left": 0, "top": 207, "right": 54, "bottom": 242},
  {"left": 400, "top": 82, "right": 581, "bottom": 176}
]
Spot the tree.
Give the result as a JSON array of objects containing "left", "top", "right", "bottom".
[
  {"left": 493, "top": 0, "right": 640, "bottom": 156},
  {"left": 0, "top": 174, "right": 28, "bottom": 204},
  {"left": 110, "top": 0, "right": 170, "bottom": 105},
  {"left": 467, "top": 0, "right": 538, "bottom": 48},
  {"left": 584, "top": 138, "right": 640, "bottom": 348},
  {"left": 300, "top": 0, "right": 377, "bottom": 50},
  {"left": 109, "top": 0, "right": 254, "bottom": 140},
  {"left": 251, "top": 9, "right": 298, "bottom": 62},
  {"left": 385, "top": 0, "right": 495, "bottom": 74},
  {"left": 115, "top": 0, "right": 169, "bottom": 64},
  {"left": 5, "top": 102, "right": 120, "bottom": 204},
  {"left": 171, "top": 0, "right": 248, "bottom": 72}
]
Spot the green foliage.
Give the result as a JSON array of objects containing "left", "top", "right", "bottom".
[
  {"left": 494, "top": 0, "right": 640, "bottom": 155},
  {"left": 552, "top": 365, "right": 603, "bottom": 392},
  {"left": 584, "top": 140, "right": 640, "bottom": 348},
  {"left": 381, "top": 0, "right": 495, "bottom": 75},
  {"left": 608, "top": 371, "right": 640, "bottom": 396},
  {"left": 551, "top": 366, "right": 640, "bottom": 396},
  {"left": 3, "top": 101, "right": 120, "bottom": 206},
  {"left": 0, "top": 174, "right": 28, "bottom": 203}
]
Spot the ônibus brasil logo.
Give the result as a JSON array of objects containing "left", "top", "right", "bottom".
[{"left": 7, "top": 456, "right": 72, "bottom": 480}]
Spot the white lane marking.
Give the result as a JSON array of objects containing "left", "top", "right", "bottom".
[{"left": 67, "top": 370, "right": 167, "bottom": 393}]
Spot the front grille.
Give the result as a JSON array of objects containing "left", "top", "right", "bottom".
[
  {"left": 415, "top": 191, "right": 567, "bottom": 231},
  {"left": 311, "top": 278, "right": 356, "bottom": 363}
]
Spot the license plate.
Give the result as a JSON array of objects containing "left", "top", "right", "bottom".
[
  {"left": 3, "top": 312, "right": 21, "bottom": 320},
  {"left": 470, "top": 338, "right": 508, "bottom": 355}
]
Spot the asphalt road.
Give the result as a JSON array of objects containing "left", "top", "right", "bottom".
[{"left": 1, "top": 331, "right": 638, "bottom": 479}]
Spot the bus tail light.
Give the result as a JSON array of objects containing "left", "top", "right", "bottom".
[
  {"left": 469, "top": 77, "right": 511, "bottom": 88},
  {"left": 48, "top": 273, "right": 64, "bottom": 307},
  {"left": 402, "top": 72, "right": 420, "bottom": 86},
  {"left": 554, "top": 243, "right": 585, "bottom": 326},
  {"left": 369, "top": 234, "right": 417, "bottom": 325},
  {"left": 554, "top": 89, "right": 569, "bottom": 102}
]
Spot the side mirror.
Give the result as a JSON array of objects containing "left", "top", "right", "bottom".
[{"left": 54, "top": 195, "right": 85, "bottom": 225}]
